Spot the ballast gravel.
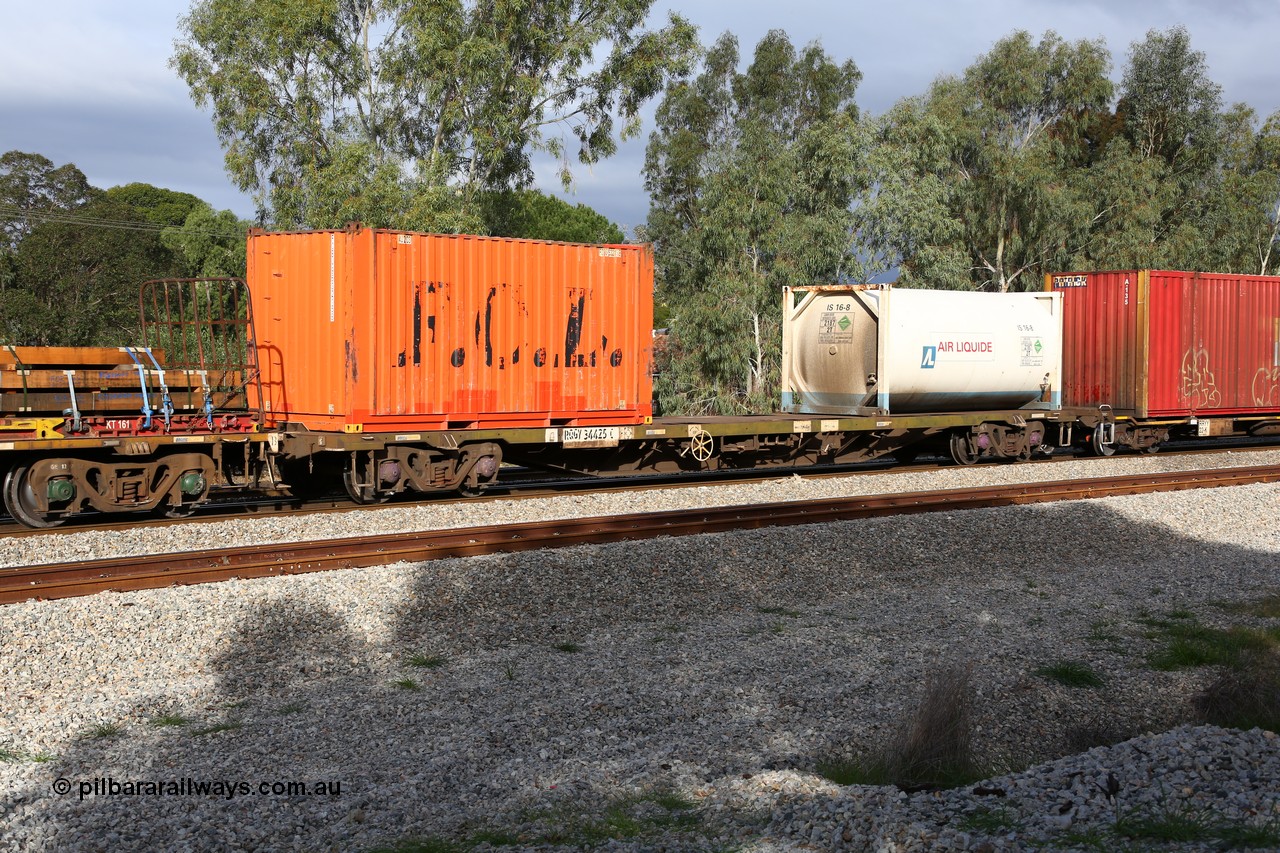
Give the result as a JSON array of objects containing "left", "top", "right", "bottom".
[{"left": 0, "top": 450, "right": 1277, "bottom": 851}]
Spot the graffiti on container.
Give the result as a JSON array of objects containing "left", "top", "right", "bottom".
[
  {"left": 1252, "top": 366, "right": 1280, "bottom": 406},
  {"left": 1179, "top": 346, "right": 1221, "bottom": 408},
  {"left": 392, "top": 281, "right": 625, "bottom": 371}
]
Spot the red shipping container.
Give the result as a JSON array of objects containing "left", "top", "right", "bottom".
[
  {"left": 1046, "top": 270, "right": 1280, "bottom": 417},
  {"left": 248, "top": 228, "right": 653, "bottom": 431}
]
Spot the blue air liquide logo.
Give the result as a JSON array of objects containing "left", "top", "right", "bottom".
[{"left": 921, "top": 338, "right": 995, "bottom": 368}]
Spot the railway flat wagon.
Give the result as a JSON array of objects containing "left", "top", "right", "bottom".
[
  {"left": 1047, "top": 270, "right": 1280, "bottom": 449},
  {"left": 248, "top": 227, "right": 654, "bottom": 433}
]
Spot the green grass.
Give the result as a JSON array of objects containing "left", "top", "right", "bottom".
[
  {"left": 393, "top": 678, "right": 422, "bottom": 691},
  {"left": 1113, "top": 803, "right": 1280, "bottom": 847},
  {"left": 959, "top": 806, "right": 1021, "bottom": 833},
  {"left": 1085, "top": 620, "right": 1126, "bottom": 653},
  {"left": 1043, "top": 804, "right": 1280, "bottom": 851},
  {"left": 148, "top": 714, "right": 191, "bottom": 728},
  {"left": 553, "top": 642, "right": 582, "bottom": 653},
  {"left": 276, "top": 702, "right": 306, "bottom": 715},
  {"left": 1217, "top": 592, "right": 1280, "bottom": 619},
  {"left": 1115, "top": 803, "right": 1219, "bottom": 843},
  {"left": 83, "top": 723, "right": 122, "bottom": 740},
  {"left": 1214, "top": 818, "right": 1280, "bottom": 847},
  {"left": 1139, "top": 609, "right": 1280, "bottom": 731},
  {"left": 816, "top": 754, "right": 988, "bottom": 791},
  {"left": 376, "top": 789, "right": 700, "bottom": 851},
  {"left": 815, "top": 755, "right": 897, "bottom": 787},
  {"left": 1054, "top": 827, "right": 1122, "bottom": 851},
  {"left": 527, "top": 789, "right": 700, "bottom": 845},
  {"left": 0, "top": 747, "right": 56, "bottom": 763},
  {"left": 1146, "top": 621, "right": 1278, "bottom": 671},
  {"left": 1034, "top": 660, "right": 1106, "bottom": 688},
  {"left": 407, "top": 653, "right": 447, "bottom": 669}
]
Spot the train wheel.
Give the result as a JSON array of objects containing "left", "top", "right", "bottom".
[
  {"left": 3, "top": 463, "right": 66, "bottom": 528},
  {"left": 1087, "top": 425, "right": 1117, "bottom": 457},
  {"left": 342, "top": 469, "right": 390, "bottom": 504},
  {"left": 948, "top": 433, "right": 979, "bottom": 466}
]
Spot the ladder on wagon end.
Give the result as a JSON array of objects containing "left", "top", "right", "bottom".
[{"left": 137, "top": 278, "right": 264, "bottom": 428}]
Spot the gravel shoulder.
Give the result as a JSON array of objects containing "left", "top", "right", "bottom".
[{"left": 1, "top": 453, "right": 1279, "bottom": 851}]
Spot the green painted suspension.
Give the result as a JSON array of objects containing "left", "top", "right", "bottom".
[
  {"left": 46, "top": 478, "right": 76, "bottom": 503},
  {"left": 179, "top": 472, "right": 207, "bottom": 496}
]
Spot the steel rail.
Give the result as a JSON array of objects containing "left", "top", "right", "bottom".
[
  {"left": 3, "top": 464, "right": 1278, "bottom": 605},
  {"left": 2, "top": 438, "right": 1272, "bottom": 537}
]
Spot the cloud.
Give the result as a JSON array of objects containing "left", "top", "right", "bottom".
[{"left": 5, "top": 0, "right": 1280, "bottom": 230}]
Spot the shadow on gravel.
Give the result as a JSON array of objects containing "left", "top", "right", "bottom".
[
  {"left": 11, "top": 492, "right": 1279, "bottom": 851},
  {"left": 211, "top": 599, "right": 374, "bottom": 697}
]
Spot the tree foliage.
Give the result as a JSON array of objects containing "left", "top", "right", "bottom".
[
  {"left": 478, "top": 189, "right": 625, "bottom": 243},
  {"left": 161, "top": 203, "right": 251, "bottom": 278},
  {"left": 644, "top": 31, "right": 862, "bottom": 414},
  {"left": 853, "top": 25, "right": 1280, "bottom": 287},
  {"left": 104, "top": 184, "right": 205, "bottom": 227},
  {"left": 0, "top": 151, "right": 96, "bottom": 253},
  {"left": 6, "top": 196, "right": 183, "bottom": 345},
  {"left": 858, "top": 30, "right": 1113, "bottom": 291},
  {"left": 0, "top": 151, "right": 247, "bottom": 345},
  {"left": 172, "top": 0, "right": 698, "bottom": 229}
]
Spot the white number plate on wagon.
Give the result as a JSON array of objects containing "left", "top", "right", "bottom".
[{"left": 559, "top": 426, "right": 621, "bottom": 448}]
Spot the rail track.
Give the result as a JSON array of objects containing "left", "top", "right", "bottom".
[
  {"left": 3, "top": 464, "right": 1277, "bottom": 605},
  {"left": 2, "top": 437, "right": 1276, "bottom": 537}
]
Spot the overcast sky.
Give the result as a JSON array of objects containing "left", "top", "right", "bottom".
[{"left": 3, "top": 1, "right": 1279, "bottom": 236}]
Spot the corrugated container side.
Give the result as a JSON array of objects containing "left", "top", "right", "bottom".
[
  {"left": 250, "top": 230, "right": 354, "bottom": 429},
  {"left": 249, "top": 228, "right": 653, "bottom": 431},
  {"left": 1147, "top": 271, "right": 1280, "bottom": 415},
  {"left": 1048, "top": 270, "right": 1146, "bottom": 414},
  {"left": 1048, "top": 270, "right": 1280, "bottom": 418}
]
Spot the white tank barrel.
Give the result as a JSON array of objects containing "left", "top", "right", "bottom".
[{"left": 781, "top": 285, "right": 1063, "bottom": 415}]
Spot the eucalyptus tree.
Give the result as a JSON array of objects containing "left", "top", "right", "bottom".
[
  {"left": 859, "top": 31, "right": 1112, "bottom": 291},
  {"left": 1120, "top": 25, "right": 1223, "bottom": 174},
  {"left": 160, "top": 203, "right": 252, "bottom": 278},
  {"left": 0, "top": 151, "right": 95, "bottom": 255},
  {"left": 172, "top": 0, "right": 697, "bottom": 230},
  {"left": 7, "top": 195, "right": 184, "bottom": 345},
  {"left": 478, "top": 190, "right": 624, "bottom": 243},
  {"left": 1198, "top": 107, "right": 1280, "bottom": 275},
  {"left": 643, "top": 30, "right": 862, "bottom": 414}
]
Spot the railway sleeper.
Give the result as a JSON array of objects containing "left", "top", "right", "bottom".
[{"left": 3, "top": 452, "right": 216, "bottom": 527}]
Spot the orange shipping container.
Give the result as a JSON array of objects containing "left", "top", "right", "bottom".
[{"left": 248, "top": 228, "right": 653, "bottom": 432}]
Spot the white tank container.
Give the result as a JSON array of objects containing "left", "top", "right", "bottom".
[{"left": 781, "top": 285, "right": 1063, "bottom": 415}]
